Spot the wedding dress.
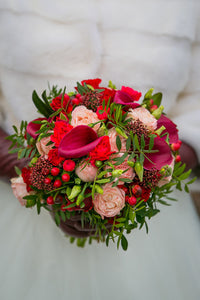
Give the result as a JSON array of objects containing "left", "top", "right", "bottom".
[{"left": 0, "top": 1, "right": 200, "bottom": 299}]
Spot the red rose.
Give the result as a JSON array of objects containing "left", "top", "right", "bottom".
[
  {"left": 50, "top": 94, "right": 73, "bottom": 114},
  {"left": 48, "top": 148, "right": 65, "bottom": 166},
  {"left": 51, "top": 120, "right": 73, "bottom": 147},
  {"left": 81, "top": 78, "right": 102, "bottom": 89},
  {"left": 101, "top": 88, "right": 116, "bottom": 104},
  {"left": 140, "top": 187, "right": 151, "bottom": 202},
  {"left": 89, "top": 136, "right": 113, "bottom": 165},
  {"left": 21, "top": 167, "right": 32, "bottom": 192}
]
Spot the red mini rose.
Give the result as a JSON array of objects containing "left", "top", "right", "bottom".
[
  {"left": 101, "top": 88, "right": 116, "bottom": 104},
  {"left": 89, "top": 136, "right": 113, "bottom": 165},
  {"left": 81, "top": 78, "right": 102, "bottom": 89},
  {"left": 51, "top": 120, "right": 73, "bottom": 147},
  {"left": 96, "top": 105, "right": 110, "bottom": 120},
  {"left": 50, "top": 94, "right": 73, "bottom": 114}
]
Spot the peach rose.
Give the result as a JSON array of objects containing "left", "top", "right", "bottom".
[
  {"left": 71, "top": 105, "right": 100, "bottom": 132},
  {"left": 127, "top": 106, "right": 157, "bottom": 131},
  {"left": 75, "top": 160, "right": 98, "bottom": 182},
  {"left": 11, "top": 176, "right": 29, "bottom": 206},
  {"left": 105, "top": 154, "right": 135, "bottom": 185},
  {"left": 158, "top": 157, "right": 175, "bottom": 187},
  {"left": 107, "top": 127, "right": 126, "bottom": 152},
  {"left": 36, "top": 135, "right": 54, "bottom": 158},
  {"left": 93, "top": 183, "right": 125, "bottom": 219}
]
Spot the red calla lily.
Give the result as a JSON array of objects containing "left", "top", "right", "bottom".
[
  {"left": 144, "top": 136, "right": 173, "bottom": 170},
  {"left": 58, "top": 125, "right": 103, "bottom": 158},
  {"left": 157, "top": 115, "right": 179, "bottom": 144},
  {"left": 26, "top": 118, "right": 47, "bottom": 139}
]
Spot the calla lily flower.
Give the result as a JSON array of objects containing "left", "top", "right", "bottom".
[
  {"left": 157, "top": 115, "right": 179, "bottom": 144},
  {"left": 113, "top": 90, "right": 140, "bottom": 108},
  {"left": 26, "top": 118, "right": 47, "bottom": 139},
  {"left": 58, "top": 125, "right": 103, "bottom": 158},
  {"left": 144, "top": 136, "right": 173, "bottom": 170}
]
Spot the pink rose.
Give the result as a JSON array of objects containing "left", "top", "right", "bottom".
[
  {"left": 93, "top": 183, "right": 125, "bottom": 219},
  {"left": 71, "top": 105, "right": 100, "bottom": 132},
  {"left": 158, "top": 156, "right": 175, "bottom": 187},
  {"left": 36, "top": 134, "right": 54, "bottom": 158},
  {"left": 105, "top": 154, "right": 135, "bottom": 185},
  {"left": 75, "top": 160, "right": 98, "bottom": 182},
  {"left": 107, "top": 127, "right": 126, "bottom": 152},
  {"left": 11, "top": 176, "right": 29, "bottom": 206},
  {"left": 127, "top": 106, "right": 157, "bottom": 131}
]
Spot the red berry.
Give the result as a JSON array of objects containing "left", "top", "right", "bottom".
[
  {"left": 46, "top": 196, "right": 54, "bottom": 205},
  {"left": 63, "top": 160, "right": 76, "bottom": 172},
  {"left": 132, "top": 185, "right": 142, "bottom": 196},
  {"left": 118, "top": 185, "right": 128, "bottom": 193},
  {"left": 51, "top": 167, "right": 60, "bottom": 176},
  {"left": 171, "top": 143, "right": 181, "bottom": 151},
  {"left": 53, "top": 179, "right": 62, "bottom": 188},
  {"left": 128, "top": 196, "right": 137, "bottom": 206},
  {"left": 62, "top": 173, "right": 70, "bottom": 182},
  {"left": 175, "top": 155, "right": 181, "bottom": 163},
  {"left": 44, "top": 177, "right": 51, "bottom": 184}
]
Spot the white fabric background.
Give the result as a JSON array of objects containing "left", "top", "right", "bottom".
[{"left": 0, "top": 1, "right": 200, "bottom": 299}]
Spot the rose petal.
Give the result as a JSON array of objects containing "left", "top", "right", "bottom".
[
  {"left": 58, "top": 125, "right": 103, "bottom": 158},
  {"left": 157, "top": 115, "right": 179, "bottom": 144},
  {"left": 113, "top": 91, "right": 140, "bottom": 108},
  {"left": 26, "top": 118, "right": 47, "bottom": 139},
  {"left": 144, "top": 137, "right": 173, "bottom": 170}
]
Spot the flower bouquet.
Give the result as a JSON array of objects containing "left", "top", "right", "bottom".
[{"left": 9, "top": 78, "right": 195, "bottom": 250}]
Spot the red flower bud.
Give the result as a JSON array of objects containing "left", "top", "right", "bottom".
[{"left": 150, "top": 105, "right": 158, "bottom": 112}]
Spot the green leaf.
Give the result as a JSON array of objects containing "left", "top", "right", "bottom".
[
  {"left": 42, "top": 90, "right": 54, "bottom": 113},
  {"left": 158, "top": 200, "right": 171, "bottom": 206},
  {"left": 184, "top": 184, "right": 189, "bottom": 193},
  {"left": 126, "top": 136, "right": 131, "bottom": 151},
  {"left": 60, "top": 210, "right": 66, "bottom": 222},
  {"left": 116, "top": 135, "right": 121, "bottom": 152},
  {"left": 121, "top": 235, "right": 128, "bottom": 251},
  {"left": 179, "top": 169, "right": 192, "bottom": 180},
  {"left": 19, "top": 148, "right": 27, "bottom": 159},
  {"left": 32, "top": 90, "right": 50, "bottom": 118},
  {"left": 133, "top": 135, "right": 140, "bottom": 151},
  {"left": 14, "top": 166, "right": 22, "bottom": 176},
  {"left": 149, "top": 134, "right": 155, "bottom": 150},
  {"left": 187, "top": 177, "right": 197, "bottom": 185},
  {"left": 151, "top": 92, "right": 162, "bottom": 107},
  {"left": 55, "top": 211, "right": 61, "bottom": 226}
]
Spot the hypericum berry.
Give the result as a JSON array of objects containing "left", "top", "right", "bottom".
[
  {"left": 128, "top": 196, "right": 137, "bottom": 206},
  {"left": 175, "top": 155, "right": 181, "bottom": 163},
  {"left": 171, "top": 142, "right": 181, "bottom": 151},
  {"left": 53, "top": 179, "right": 62, "bottom": 188},
  {"left": 51, "top": 167, "right": 60, "bottom": 176},
  {"left": 118, "top": 185, "right": 128, "bottom": 194},
  {"left": 62, "top": 173, "right": 70, "bottom": 182},
  {"left": 63, "top": 160, "right": 76, "bottom": 172},
  {"left": 44, "top": 177, "right": 51, "bottom": 184},
  {"left": 132, "top": 185, "right": 142, "bottom": 196},
  {"left": 46, "top": 196, "right": 54, "bottom": 205}
]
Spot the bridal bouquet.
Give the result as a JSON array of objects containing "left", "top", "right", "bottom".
[{"left": 8, "top": 79, "right": 194, "bottom": 250}]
